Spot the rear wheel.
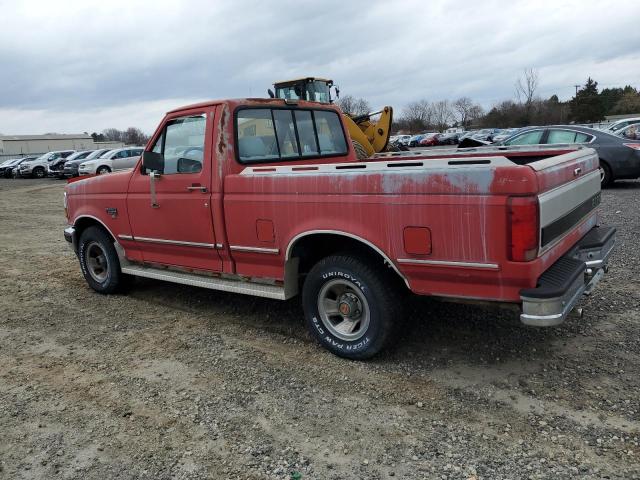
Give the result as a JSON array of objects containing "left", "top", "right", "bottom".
[
  {"left": 97, "top": 165, "right": 111, "bottom": 175},
  {"left": 302, "top": 254, "right": 403, "bottom": 359},
  {"left": 599, "top": 160, "right": 612, "bottom": 187},
  {"left": 78, "top": 226, "right": 124, "bottom": 294},
  {"left": 352, "top": 140, "right": 369, "bottom": 160}
]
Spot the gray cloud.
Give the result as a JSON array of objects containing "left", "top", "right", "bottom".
[{"left": 0, "top": 0, "right": 639, "bottom": 134}]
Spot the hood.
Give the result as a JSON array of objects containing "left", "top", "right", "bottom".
[{"left": 66, "top": 169, "right": 133, "bottom": 195}]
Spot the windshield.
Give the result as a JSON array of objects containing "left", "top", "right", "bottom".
[
  {"left": 276, "top": 80, "right": 332, "bottom": 104},
  {"left": 84, "top": 149, "right": 106, "bottom": 160},
  {"left": 34, "top": 152, "right": 53, "bottom": 161},
  {"left": 66, "top": 151, "right": 88, "bottom": 161},
  {"left": 98, "top": 150, "right": 114, "bottom": 158}
]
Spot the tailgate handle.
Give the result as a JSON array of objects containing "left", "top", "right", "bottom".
[{"left": 574, "top": 167, "right": 582, "bottom": 176}]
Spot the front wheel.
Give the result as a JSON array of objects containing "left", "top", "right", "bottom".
[
  {"left": 302, "top": 254, "right": 403, "bottom": 359},
  {"left": 78, "top": 226, "right": 124, "bottom": 294},
  {"left": 33, "top": 167, "right": 45, "bottom": 178},
  {"left": 97, "top": 165, "right": 111, "bottom": 175}
]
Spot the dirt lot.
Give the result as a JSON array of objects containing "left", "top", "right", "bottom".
[{"left": 1, "top": 178, "right": 639, "bottom": 480}]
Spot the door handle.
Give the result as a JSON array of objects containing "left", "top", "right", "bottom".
[
  {"left": 187, "top": 185, "right": 207, "bottom": 193},
  {"left": 150, "top": 171, "right": 161, "bottom": 208}
]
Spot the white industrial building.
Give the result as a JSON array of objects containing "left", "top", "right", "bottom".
[{"left": 0, "top": 134, "right": 123, "bottom": 158}]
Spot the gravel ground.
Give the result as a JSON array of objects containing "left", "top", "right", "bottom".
[{"left": 0, "top": 177, "right": 639, "bottom": 480}]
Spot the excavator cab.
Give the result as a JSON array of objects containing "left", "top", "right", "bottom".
[{"left": 270, "top": 77, "right": 336, "bottom": 104}]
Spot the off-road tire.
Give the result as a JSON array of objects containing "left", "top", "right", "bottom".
[
  {"left": 78, "top": 226, "right": 124, "bottom": 294},
  {"left": 599, "top": 160, "right": 613, "bottom": 188},
  {"left": 97, "top": 166, "right": 111, "bottom": 175},
  {"left": 302, "top": 254, "right": 403, "bottom": 359},
  {"left": 352, "top": 141, "right": 369, "bottom": 160},
  {"left": 33, "top": 167, "right": 45, "bottom": 178}
]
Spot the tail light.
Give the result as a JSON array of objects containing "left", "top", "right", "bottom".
[
  {"left": 508, "top": 196, "right": 539, "bottom": 261},
  {"left": 623, "top": 143, "right": 640, "bottom": 151}
]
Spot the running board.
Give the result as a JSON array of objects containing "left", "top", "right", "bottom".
[{"left": 120, "top": 264, "right": 289, "bottom": 300}]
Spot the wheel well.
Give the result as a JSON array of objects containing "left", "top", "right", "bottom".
[
  {"left": 287, "top": 233, "right": 408, "bottom": 289},
  {"left": 74, "top": 217, "right": 115, "bottom": 243},
  {"left": 599, "top": 158, "right": 611, "bottom": 171}
]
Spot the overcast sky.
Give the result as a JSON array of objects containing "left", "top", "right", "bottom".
[{"left": 1, "top": 0, "right": 638, "bottom": 135}]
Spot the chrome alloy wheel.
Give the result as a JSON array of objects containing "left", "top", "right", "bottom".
[
  {"left": 85, "top": 241, "right": 109, "bottom": 283},
  {"left": 317, "top": 279, "right": 370, "bottom": 341}
]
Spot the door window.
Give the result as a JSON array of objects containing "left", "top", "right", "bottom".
[
  {"left": 150, "top": 115, "right": 206, "bottom": 174},
  {"left": 574, "top": 132, "right": 592, "bottom": 143},
  {"left": 504, "top": 130, "right": 544, "bottom": 145},
  {"left": 546, "top": 130, "right": 577, "bottom": 144}
]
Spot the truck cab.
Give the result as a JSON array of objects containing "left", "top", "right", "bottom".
[{"left": 64, "top": 98, "right": 615, "bottom": 359}]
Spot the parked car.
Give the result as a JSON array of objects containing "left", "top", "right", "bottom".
[
  {"left": 408, "top": 134, "right": 427, "bottom": 147},
  {"left": 78, "top": 147, "right": 144, "bottom": 176},
  {"left": 62, "top": 149, "right": 112, "bottom": 178},
  {"left": 438, "top": 132, "right": 460, "bottom": 145},
  {"left": 498, "top": 125, "right": 640, "bottom": 186},
  {"left": 419, "top": 133, "right": 441, "bottom": 146},
  {"left": 492, "top": 128, "right": 521, "bottom": 143},
  {"left": 472, "top": 128, "right": 501, "bottom": 142},
  {"left": 395, "top": 135, "right": 412, "bottom": 146},
  {"left": 48, "top": 150, "right": 95, "bottom": 179},
  {"left": 64, "top": 98, "right": 614, "bottom": 359},
  {"left": 0, "top": 156, "right": 38, "bottom": 177},
  {"left": 602, "top": 117, "right": 640, "bottom": 134},
  {"left": 17, "top": 150, "right": 75, "bottom": 178},
  {"left": 614, "top": 123, "right": 640, "bottom": 141}
]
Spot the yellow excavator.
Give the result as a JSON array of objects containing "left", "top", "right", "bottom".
[{"left": 268, "top": 77, "right": 396, "bottom": 159}]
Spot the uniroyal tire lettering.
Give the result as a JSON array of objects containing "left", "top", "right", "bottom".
[{"left": 321, "top": 271, "right": 365, "bottom": 291}]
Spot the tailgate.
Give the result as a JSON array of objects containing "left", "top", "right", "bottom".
[{"left": 529, "top": 148, "right": 601, "bottom": 253}]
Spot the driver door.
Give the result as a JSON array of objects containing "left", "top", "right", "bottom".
[{"left": 126, "top": 108, "right": 222, "bottom": 272}]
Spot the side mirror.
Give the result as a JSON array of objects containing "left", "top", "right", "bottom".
[
  {"left": 334, "top": 86, "right": 340, "bottom": 99},
  {"left": 268, "top": 89, "right": 275, "bottom": 98},
  {"left": 142, "top": 150, "right": 164, "bottom": 173}
]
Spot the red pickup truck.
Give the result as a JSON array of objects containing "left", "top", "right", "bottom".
[{"left": 64, "top": 98, "right": 615, "bottom": 359}]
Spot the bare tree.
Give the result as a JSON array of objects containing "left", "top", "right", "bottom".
[
  {"left": 123, "top": 127, "right": 148, "bottom": 146},
  {"left": 431, "top": 100, "right": 453, "bottom": 131},
  {"left": 452, "top": 97, "right": 484, "bottom": 128},
  {"left": 400, "top": 99, "right": 433, "bottom": 132},
  {"left": 515, "top": 68, "right": 539, "bottom": 107},
  {"left": 336, "top": 95, "right": 371, "bottom": 116},
  {"left": 102, "top": 128, "right": 123, "bottom": 142}
]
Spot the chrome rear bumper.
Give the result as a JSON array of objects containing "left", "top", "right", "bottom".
[{"left": 520, "top": 226, "right": 615, "bottom": 327}]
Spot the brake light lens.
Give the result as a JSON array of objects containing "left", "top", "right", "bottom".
[
  {"left": 508, "top": 196, "right": 539, "bottom": 261},
  {"left": 623, "top": 143, "right": 640, "bottom": 151}
]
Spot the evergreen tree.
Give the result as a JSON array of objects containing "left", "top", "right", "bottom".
[{"left": 570, "top": 78, "right": 605, "bottom": 122}]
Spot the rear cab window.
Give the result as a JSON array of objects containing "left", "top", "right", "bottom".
[{"left": 236, "top": 107, "right": 348, "bottom": 163}]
